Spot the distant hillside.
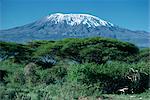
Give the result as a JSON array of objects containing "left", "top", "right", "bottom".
[{"left": 0, "top": 13, "right": 150, "bottom": 48}]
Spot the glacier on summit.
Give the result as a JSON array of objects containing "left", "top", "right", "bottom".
[{"left": 45, "top": 13, "right": 114, "bottom": 27}]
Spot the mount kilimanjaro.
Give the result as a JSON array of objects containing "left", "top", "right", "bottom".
[{"left": 0, "top": 13, "right": 149, "bottom": 47}]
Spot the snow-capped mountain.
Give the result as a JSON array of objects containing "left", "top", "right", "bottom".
[
  {"left": 45, "top": 13, "right": 114, "bottom": 27},
  {"left": 0, "top": 13, "right": 149, "bottom": 48}
]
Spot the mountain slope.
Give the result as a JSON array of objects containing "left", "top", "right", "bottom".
[{"left": 0, "top": 13, "right": 149, "bottom": 47}]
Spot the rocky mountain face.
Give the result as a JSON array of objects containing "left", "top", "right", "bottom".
[{"left": 0, "top": 13, "right": 149, "bottom": 47}]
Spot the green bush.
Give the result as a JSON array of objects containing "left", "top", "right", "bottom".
[
  {"left": 33, "top": 37, "right": 139, "bottom": 64},
  {"left": 27, "top": 40, "right": 55, "bottom": 49},
  {"left": 124, "top": 48, "right": 150, "bottom": 63},
  {"left": 79, "top": 47, "right": 103, "bottom": 64},
  {"left": 136, "top": 48, "right": 150, "bottom": 62},
  {"left": 0, "top": 42, "right": 33, "bottom": 63},
  {"left": 67, "top": 62, "right": 149, "bottom": 93},
  {"left": 0, "top": 60, "right": 24, "bottom": 73},
  {"left": 36, "top": 65, "right": 67, "bottom": 85}
]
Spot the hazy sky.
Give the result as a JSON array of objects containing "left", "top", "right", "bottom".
[{"left": 0, "top": 0, "right": 149, "bottom": 31}]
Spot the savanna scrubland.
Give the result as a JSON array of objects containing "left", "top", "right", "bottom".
[{"left": 0, "top": 37, "right": 149, "bottom": 100}]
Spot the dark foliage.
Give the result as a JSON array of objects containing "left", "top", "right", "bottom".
[
  {"left": 0, "top": 42, "right": 33, "bottom": 63},
  {"left": 34, "top": 37, "right": 139, "bottom": 64}
]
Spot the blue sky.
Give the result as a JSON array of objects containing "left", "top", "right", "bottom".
[{"left": 0, "top": 0, "right": 149, "bottom": 31}]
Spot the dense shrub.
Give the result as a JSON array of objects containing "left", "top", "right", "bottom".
[
  {"left": 67, "top": 62, "right": 149, "bottom": 93},
  {"left": 135, "top": 48, "right": 150, "bottom": 62},
  {"left": 124, "top": 48, "right": 150, "bottom": 63},
  {"left": 0, "top": 42, "right": 33, "bottom": 63},
  {"left": 36, "top": 64, "right": 67, "bottom": 85},
  {"left": 5, "top": 71, "right": 25, "bottom": 86},
  {"left": 27, "top": 40, "right": 55, "bottom": 49},
  {"left": 0, "top": 70, "right": 7, "bottom": 82},
  {"left": 33, "top": 37, "right": 139, "bottom": 64},
  {"left": 0, "top": 60, "right": 24, "bottom": 73},
  {"left": 1, "top": 37, "right": 139, "bottom": 64},
  {"left": 34, "top": 55, "right": 57, "bottom": 68},
  {"left": 80, "top": 47, "right": 103, "bottom": 63}
]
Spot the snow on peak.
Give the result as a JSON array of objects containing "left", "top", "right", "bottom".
[{"left": 46, "top": 13, "right": 114, "bottom": 27}]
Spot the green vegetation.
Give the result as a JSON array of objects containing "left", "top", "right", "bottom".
[
  {"left": 0, "top": 41, "right": 33, "bottom": 63},
  {"left": 0, "top": 37, "right": 149, "bottom": 100}
]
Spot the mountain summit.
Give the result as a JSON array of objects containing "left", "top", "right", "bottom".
[
  {"left": 44, "top": 13, "right": 114, "bottom": 27},
  {"left": 0, "top": 13, "right": 149, "bottom": 47}
]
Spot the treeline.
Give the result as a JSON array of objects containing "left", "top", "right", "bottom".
[{"left": 0, "top": 37, "right": 145, "bottom": 64}]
